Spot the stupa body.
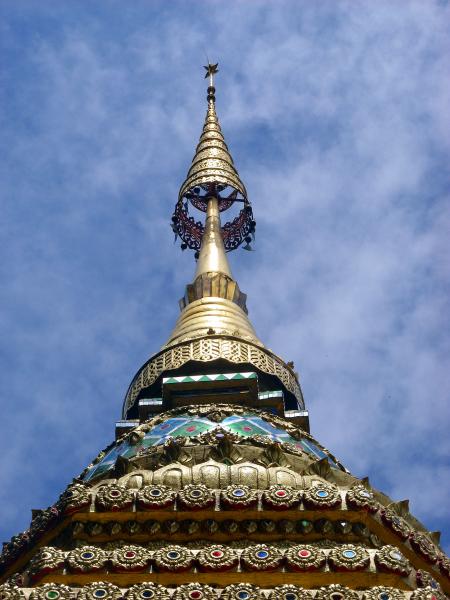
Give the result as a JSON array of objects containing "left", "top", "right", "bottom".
[{"left": 1, "top": 67, "right": 448, "bottom": 600}]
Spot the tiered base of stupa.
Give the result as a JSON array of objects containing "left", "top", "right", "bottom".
[{"left": 1, "top": 401, "right": 448, "bottom": 600}]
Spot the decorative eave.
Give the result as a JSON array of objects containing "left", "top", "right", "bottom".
[{"left": 122, "top": 336, "right": 304, "bottom": 420}]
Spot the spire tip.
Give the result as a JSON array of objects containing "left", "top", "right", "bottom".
[{"left": 204, "top": 62, "right": 219, "bottom": 93}]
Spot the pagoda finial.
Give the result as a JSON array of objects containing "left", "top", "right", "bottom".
[
  {"left": 204, "top": 62, "right": 219, "bottom": 88},
  {"left": 171, "top": 65, "right": 255, "bottom": 255},
  {"left": 165, "top": 67, "right": 262, "bottom": 349}
]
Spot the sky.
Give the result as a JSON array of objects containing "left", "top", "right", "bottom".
[{"left": 1, "top": 1, "right": 449, "bottom": 553}]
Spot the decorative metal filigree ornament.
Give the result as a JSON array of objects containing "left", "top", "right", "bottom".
[
  {"left": 77, "top": 582, "right": 123, "bottom": 600},
  {"left": 172, "top": 190, "right": 255, "bottom": 254},
  {"left": 362, "top": 587, "right": 405, "bottom": 600},
  {"left": 221, "top": 584, "right": 262, "bottom": 600},
  {"left": 284, "top": 544, "right": 326, "bottom": 571},
  {"left": 315, "top": 585, "right": 359, "bottom": 600},
  {"left": 409, "top": 533, "right": 439, "bottom": 564},
  {"left": 153, "top": 545, "right": 194, "bottom": 572},
  {"left": 0, "top": 583, "right": 25, "bottom": 600},
  {"left": 221, "top": 484, "right": 258, "bottom": 509},
  {"left": 345, "top": 484, "right": 378, "bottom": 513},
  {"left": 28, "top": 547, "right": 65, "bottom": 581},
  {"left": 110, "top": 544, "right": 149, "bottom": 572},
  {"left": 197, "top": 544, "right": 238, "bottom": 572},
  {"left": 240, "top": 544, "right": 283, "bottom": 571},
  {"left": 380, "top": 509, "right": 410, "bottom": 540},
  {"left": 173, "top": 583, "right": 217, "bottom": 600},
  {"left": 124, "top": 337, "right": 304, "bottom": 413},
  {"left": 28, "top": 584, "right": 72, "bottom": 600},
  {"left": 303, "top": 483, "right": 341, "bottom": 510},
  {"left": 66, "top": 545, "right": 108, "bottom": 573},
  {"left": 410, "top": 587, "right": 446, "bottom": 600},
  {"left": 177, "top": 484, "right": 215, "bottom": 510},
  {"left": 136, "top": 485, "right": 176, "bottom": 510},
  {"left": 94, "top": 484, "right": 134, "bottom": 512},
  {"left": 57, "top": 483, "right": 91, "bottom": 514},
  {"left": 374, "top": 545, "right": 411, "bottom": 576},
  {"left": 328, "top": 544, "right": 370, "bottom": 571},
  {"left": 268, "top": 586, "right": 312, "bottom": 600},
  {"left": 126, "top": 583, "right": 171, "bottom": 600},
  {"left": 261, "top": 485, "right": 300, "bottom": 510}
]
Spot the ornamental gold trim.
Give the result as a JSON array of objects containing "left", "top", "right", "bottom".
[{"left": 124, "top": 336, "right": 303, "bottom": 415}]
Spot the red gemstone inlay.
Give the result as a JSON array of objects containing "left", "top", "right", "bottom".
[
  {"left": 275, "top": 490, "right": 287, "bottom": 497},
  {"left": 189, "top": 592, "right": 203, "bottom": 600},
  {"left": 211, "top": 550, "right": 223, "bottom": 558},
  {"left": 299, "top": 550, "right": 311, "bottom": 557},
  {"left": 125, "top": 551, "right": 136, "bottom": 558},
  {"left": 186, "top": 426, "right": 197, "bottom": 432},
  {"left": 109, "top": 490, "right": 120, "bottom": 497},
  {"left": 243, "top": 426, "right": 252, "bottom": 432}
]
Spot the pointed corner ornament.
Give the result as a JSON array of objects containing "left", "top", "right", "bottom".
[{"left": 171, "top": 64, "right": 256, "bottom": 255}]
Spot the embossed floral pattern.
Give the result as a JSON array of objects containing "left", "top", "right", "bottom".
[
  {"left": 328, "top": 545, "right": 370, "bottom": 571},
  {"left": 285, "top": 544, "right": 326, "bottom": 571},
  {"left": 261, "top": 485, "right": 300, "bottom": 510}
]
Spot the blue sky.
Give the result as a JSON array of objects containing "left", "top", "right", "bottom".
[{"left": 1, "top": 1, "right": 449, "bottom": 552}]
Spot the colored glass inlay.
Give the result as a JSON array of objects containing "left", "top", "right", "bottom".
[
  {"left": 316, "top": 490, "right": 329, "bottom": 498},
  {"left": 84, "top": 410, "right": 342, "bottom": 481}
]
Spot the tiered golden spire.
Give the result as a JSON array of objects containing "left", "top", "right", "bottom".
[
  {"left": 164, "top": 65, "right": 263, "bottom": 349},
  {"left": 178, "top": 64, "right": 247, "bottom": 203},
  {"left": 122, "top": 66, "right": 304, "bottom": 416}
]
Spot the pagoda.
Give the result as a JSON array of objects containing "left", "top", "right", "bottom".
[{"left": 1, "top": 65, "right": 448, "bottom": 600}]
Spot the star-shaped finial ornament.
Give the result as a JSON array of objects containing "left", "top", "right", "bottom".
[{"left": 204, "top": 62, "right": 219, "bottom": 84}]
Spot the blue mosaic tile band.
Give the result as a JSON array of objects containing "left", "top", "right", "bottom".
[{"left": 84, "top": 413, "right": 339, "bottom": 481}]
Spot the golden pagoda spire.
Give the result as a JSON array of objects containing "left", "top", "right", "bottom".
[
  {"left": 166, "top": 65, "right": 262, "bottom": 348},
  {"left": 178, "top": 65, "right": 247, "bottom": 204},
  {"left": 122, "top": 67, "right": 305, "bottom": 416}
]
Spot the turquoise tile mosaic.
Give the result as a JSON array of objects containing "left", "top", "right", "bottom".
[{"left": 84, "top": 412, "right": 339, "bottom": 481}]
